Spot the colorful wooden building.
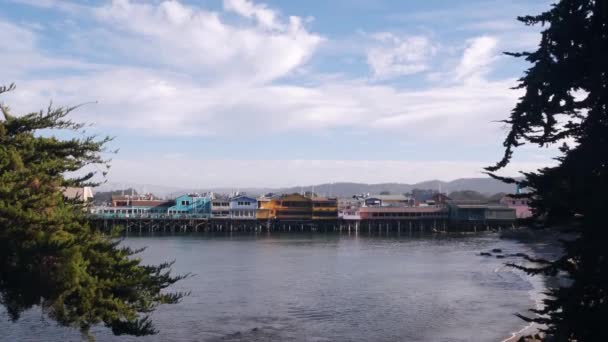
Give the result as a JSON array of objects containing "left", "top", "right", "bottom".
[
  {"left": 255, "top": 193, "right": 313, "bottom": 221},
  {"left": 359, "top": 206, "right": 448, "bottom": 220},
  {"left": 229, "top": 195, "right": 257, "bottom": 220},
  {"left": 256, "top": 196, "right": 273, "bottom": 220},
  {"left": 447, "top": 201, "right": 516, "bottom": 228},
  {"left": 364, "top": 194, "right": 413, "bottom": 207},
  {"left": 312, "top": 197, "right": 338, "bottom": 220},
  {"left": 94, "top": 194, "right": 206, "bottom": 218},
  {"left": 211, "top": 197, "right": 231, "bottom": 219},
  {"left": 167, "top": 194, "right": 210, "bottom": 217},
  {"left": 500, "top": 195, "right": 533, "bottom": 219},
  {"left": 338, "top": 197, "right": 362, "bottom": 220}
]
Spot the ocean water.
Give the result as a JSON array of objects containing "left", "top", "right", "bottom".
[{"left": 0, "top": 232, "right": 544, "bottom": 342}]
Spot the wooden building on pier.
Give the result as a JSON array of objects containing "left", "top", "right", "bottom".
[
  {"left": 359, "top": 206, "right": 448, "bottom": 220},
  {"left": 167, "top": 195, "right": 210, "bottom": 217},
  {"left": 312, "top": 197, "right": 339, "bottom": 220},
  {"left": 447, "top": 201, "right": 516, "bottom": 229},
  {"left": 256, "top": 193, "right": 336, "bottom": 221},
  {"left": 211, "top": 197, "right": 231, "bottom": 219},
  {"left": 230, "top": 195, "right": 257, "bottom": 220},
  {"left": 92, "top": 195, "right": 173, "bottom": 217},
  {"left": 269, "top": 193, "right": 313, "bottom": 221}
]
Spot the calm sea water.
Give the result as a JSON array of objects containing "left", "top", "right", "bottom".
[{"left": 1, "top": 232, "right": 543, "bottom": 342}]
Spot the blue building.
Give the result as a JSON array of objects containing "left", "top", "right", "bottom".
[
  {"left": 168, "top": 194, "right": 211, "bottom": 218},
  {"left": 447, "top": 201, "right": 516, "bottom": 229},
  {"left": 229, "top": 195, "right": 257, "bottom": 220}
]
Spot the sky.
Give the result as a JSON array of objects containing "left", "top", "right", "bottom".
[{"left": 0, "top": 0, "right": 558, "bottom": 188}]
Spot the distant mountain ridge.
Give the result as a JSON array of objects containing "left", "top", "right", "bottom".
[{"left": 96, "top": 177, "right": 519, "bottom": 198}]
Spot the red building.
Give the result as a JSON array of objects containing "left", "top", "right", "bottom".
[
  {"left": 499, "top": 195, "right": 532, "bottom": 219},
  {"left": 359, "top": 206, "right": 448, "bottom": 220}
]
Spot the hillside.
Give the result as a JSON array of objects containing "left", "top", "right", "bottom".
[{"left": 95, "top": 177, "right": 519, "bottom": 198}]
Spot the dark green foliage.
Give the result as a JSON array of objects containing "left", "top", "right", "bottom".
[
  {"left": 447, "top": 190, "right": 487, "bottom": 202},
  {"left": 446, "top": 191, "right": 507, "bottom": 203},
  {"left": 410, "top": 188, "right": 437, "bottom": 202},
  {"left": 487, "top": 0, "right": 608, "bottom": 340},
  {"left": 0, "top": 84, "right": 187, "bottom": 338}
]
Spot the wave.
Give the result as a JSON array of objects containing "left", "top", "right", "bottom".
[{"left": 499, "top": 253, "right": 547, "bottom": 342}]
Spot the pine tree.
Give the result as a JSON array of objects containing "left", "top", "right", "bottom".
[
  {"left": 0, "top": 84, "right": 187, "bottom": 338},
  {"left": 486, "top": 0, "right": 608, "bottom": 340}
]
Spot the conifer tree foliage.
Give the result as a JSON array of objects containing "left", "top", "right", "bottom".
[
  {"left": 0, "top": 84, "right": 187, "bottom": 338},
  {"left": 487, "top": 0, "right": 607, "bottom": 340}
]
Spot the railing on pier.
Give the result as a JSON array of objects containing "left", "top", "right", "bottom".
[{"left": 89, "top": 213, "right": 210, "bottom": 220}]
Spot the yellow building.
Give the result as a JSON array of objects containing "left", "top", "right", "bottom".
[
  {"left": 256, "top": 193, "right": 313, "bottom": 221},
  {"left": 256, "top": 197, "right": 273, "bottom": 220},
  {"left": 312, "top": 197, "right": 338, "bottom": 220}
]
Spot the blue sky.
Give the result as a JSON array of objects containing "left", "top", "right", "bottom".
[{"left": 0, "top": 0, "right": 557, "bottom": 188}]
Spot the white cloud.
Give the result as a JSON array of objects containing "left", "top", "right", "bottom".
[
  {"left": 93, "top": 0, "right": 322, "bottom": 84},
  {"left": 366, "top": 33, "right": 437, "bottom": 79},
  {"left": 455, "top": 35, "right": 498, "bottom": 82},
  {"left": 224, "top": 0, "right": 279, "bottom": 29},
  {"left": 4, "top": 68, "right": 520, "bottom": 142}
]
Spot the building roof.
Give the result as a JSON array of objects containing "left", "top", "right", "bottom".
[
  {"left": 501, "top": 194, "right": 532, "bottom": 200},
  {"left": 174, "top": 194, "right": 195, "bottom": 200},
  {"left": 311, "top": 197, "right": 337, "bottom": 202},
  {"left": 112, "top": 194, "right": 159, "bottom": 201},
  {"left": 454, "top": 204, "right": 512, "bottom": 210},
  {"left": 279, "top": 193, "right": 311, "bottom": 201},
  {"left": 359, "top": 206, "right": 446, "bottom": 213},
  {"left": 369, "top": 195, "right": 412, "bottom": 201},
  {"left": 230, "top": 195, "right": 257, "bottom": 201},
  {"left": 338, "top": 198, "right": 362, "bottom": 202},
  {"left": 113, "top": 199, "right": 173, "bottom": 208}
]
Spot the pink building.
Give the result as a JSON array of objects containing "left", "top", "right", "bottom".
[{"left": 500, "top": 195, "right": 533, "bottom": 219}]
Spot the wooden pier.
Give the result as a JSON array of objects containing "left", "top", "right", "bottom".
[{"left": 88, "top": 216, "right": 512, "bottom": 234}]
